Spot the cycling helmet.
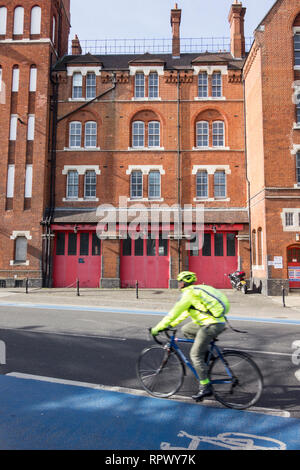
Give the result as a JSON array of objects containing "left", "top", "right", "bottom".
[{"left": 177, "top": 271, "right": 197, "bottom": 285}]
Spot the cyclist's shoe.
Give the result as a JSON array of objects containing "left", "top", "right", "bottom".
[{"left": 192, "top": 384, "right": 213, "bottom": 402}]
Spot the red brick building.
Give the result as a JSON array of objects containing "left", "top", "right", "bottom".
[{"left": 0, "top": 1, "right": 299, "bottom": 294}]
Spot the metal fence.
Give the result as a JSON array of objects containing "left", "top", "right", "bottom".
[{"left": 69, "top": 36, "right": 253, "bottom": 55}]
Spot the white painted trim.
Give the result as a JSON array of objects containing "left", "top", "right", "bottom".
[
  {"left": 127, "top": 198, "right": 164, "bottom": 202},
  {"left": 0, "top": 38, "right": 52, "bottom": 44},
  {"left": 192, "top": 165, "right": 231, "bottom": 175},
  {"left": 193, "top": 65, "right": 228, "bottom": 75},
  {"left": 62, "top": 165, "right": 101, "bottom": 175},
  {"left": 281, "top": 208, "right": 300, "bottom": 231},
  {"left": 10, "top": 260, "right": 29, "bottom": 266},
  {"left": 10, "top": 231, "right": 32, "bottom": 240},
  {"left": 63, "top": 147, "right": 100, "bottom": 151},
  {"left": 192, "top": 146, "right": 230, "bottom": 151},
  {"left": 126, "top": 165, "right": 165, "bottom": 175},
  {"left": 291, "top": 144, "right": 300, "bottom": 155},
  {"left": 293, "top": 27, "right": 300, "bottom": 34},
  {"left": 62, "top": 198, "right": 99, "bottom": 202},
  {"left": 67, "top": 66, "right": 102, "bottom": 76},
  {"left": 129, "top": 65, "right": 164, "bottom": 76},
  {"left": 128, "top": 146, "right": 164, "bottom": 151},
  {"left": 194, "top": 96, "right": 226, "bottom": 101}
]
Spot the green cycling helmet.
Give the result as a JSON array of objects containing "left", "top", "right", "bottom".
[{"left": 177, "top": 271, "right": 197, "bottom": 284}]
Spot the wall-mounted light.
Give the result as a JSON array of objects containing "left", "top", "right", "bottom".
[
  {"left": 212, "top": 225, "right": 217, "bottom": 234},
  {"left": 74, "top": 225, "right": 79, "bottom": 234}
]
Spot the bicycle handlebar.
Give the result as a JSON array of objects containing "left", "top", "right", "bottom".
[{"left": 149, "top": 327, "right": 177, "bottom": 345}]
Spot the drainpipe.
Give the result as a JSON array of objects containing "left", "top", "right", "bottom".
[
  {"left": 242, "top": 77, "right": 253, "bottom": 286},
  {"left": 177, "top": 71, "right": 182, "bottom": 274}
]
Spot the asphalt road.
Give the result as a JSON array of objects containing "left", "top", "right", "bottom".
[{"left": 0, "top": 305, "right": 300, "bottom": 419}]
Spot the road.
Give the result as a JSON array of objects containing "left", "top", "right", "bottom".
[
  {"left": 0, "top": 303, "right": 300, "bottom": 450},
  {"left": 0, "top": 304, "right": 300, "bottom": 417}
]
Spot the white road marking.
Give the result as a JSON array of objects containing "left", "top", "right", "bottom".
[{"left": 6, "top": 372, "right": 290, "bottom": 418}]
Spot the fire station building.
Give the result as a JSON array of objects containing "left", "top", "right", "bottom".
[{"left": 0, "top": 0, "right": 299, "bottom": 295}]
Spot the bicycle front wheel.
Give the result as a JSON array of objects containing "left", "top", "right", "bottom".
[
  {"left": 209, "top": 351, "right": 263, "bottom": 410},
  {"left": 137, "top": 345, "right": 185, "bottom": 398}
]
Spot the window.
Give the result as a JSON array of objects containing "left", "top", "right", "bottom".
[
  {"left": 147, "top": 238, "right": 156, "bottom": 256},
  {"left": 56, "top": 232, "right": 65, "bottom": 255},
  {"left": 67, "top": 170, "right": 79, "bottom": 199},
  {"left": 86, "top": 72, "right": 96, "bottom": 99},
  {"left": 132, "top": 121, "right": 145, "bottom": 148},
  {"left": 6, "top": 165, "right": 15, "bottom": 198},
  {"left": 135, "top": 72, "right": 145, "bottom": 98},
  {"left": 227, "top": 233, "right": 236, "bottom": 257},
  {"left": 159, "top": 234, "right": 168, "bottom": 256},
  {"left": 297, "top": 95, "right": 300, "bottom": 123},
  {"left": 30, "top": 6, "right": 41, "bottom": 35},
  {"left": 285, "top": 212, "right": 294, "bottom": 226},
  {"left": 0, "top": 7, "right": 7, "bottom": 35},
  {"left": 27, "top": 115, "right": 35, "bottom": 141},
  {"left": 122, "top": 237, "right": 131, "bottom": 256},
  {"left": 149, "top": 72, "right": 158, "bottom": 98},
  {"left": 84, "top": 170, "right": 96, "bottom": 198},
  {"left": 252, "top": 229, "right": 256, "bottom": 264},
  {"left": 148, "top": 171, "right": 161, "bottom": 199},
  {"left": 52, "top": 16, "right": 56, "bottom": 43},
  {"left": 196, "top": 170, "right": 208, "bottom": 198},
  {"left": 13, "top": 7, "right": 24, "bottom": 35},
  {"left": 148, "top": 121, "right": 160, "bottom": 147},
  {"left": 212, "top": 121, "right": 224, "bottom": 147},
  {"left": 29, "top": 66, "right": 37, "bottom": 92},
  {"left": 297, "top": 152, "right": 300, "bottom": 185},
  {"left": 15, "top": 236, "right": 27, "bottom": 263},
  {"left": 203, "top": 233, "right": 211, "bottom": 256},
  {"left": 135, "top": 238, "right": 143, "bottom": 256},
  {"left": 294, "top": 33, "right": 300, "bottom": 66},
  {"left": 214, "top": 170, "right": 226, "bottom": 198},
  {"left": 72, "top": 73, "right": 82, "bottom": 98},
  {"left": 85, "top": 121, "right": 97, "bottom": 147},
  {"left": 92, "top": 233, "right": 101, "bottom": 256},
  {"left": 80, "top": 233, "right": 89, "bottom": 256},
  {"left": 25, "top": 165, "right": 33, "bottom": 198},
  {"left": 130, "top": 170, "right": 143, "bottom": 199},
  {"left": 257, "top": 228, "right": 262, "bottom": 265},
  {"left": 212, "top": 72, "right": 222, "bottom": 97},
  {"left": 12, "top": 67, "right": 19, "bottom": 92},
  {"left": 69, "top": 122, "right": 82, "bottom": 147},
  {"left": 198, "top": 72, "right": 208, "bottom": 97},
  {"left": 9, "top": 115, "right": 18, "bottom": 141},
  {"left": 215, "top": 233, "right": 224, "bottom": 256},
  {"left": 196, "top": 121, "right": 209, "bottom": 147},
  {"left": 68, "top": 233, "right": 77, "bottom": 255}
]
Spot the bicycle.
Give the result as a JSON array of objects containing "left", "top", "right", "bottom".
[{"left": 136, "top": 328, "right": 263, "bottom": 410}]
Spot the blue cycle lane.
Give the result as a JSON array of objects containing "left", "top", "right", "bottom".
[{"left": 0, "top": 374, "right": 299, "bottom": 450}]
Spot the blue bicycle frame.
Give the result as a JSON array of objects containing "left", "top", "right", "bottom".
[{"left": 166, "top": 332, "right": 234, "bottom": 385}]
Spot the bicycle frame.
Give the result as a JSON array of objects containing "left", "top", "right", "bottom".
[{"left": 165, "top": 332, "right": 234, "bottom": 385}]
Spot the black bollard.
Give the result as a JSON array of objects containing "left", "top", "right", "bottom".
[
  {"left": 77, "top": 279, "right": 80, "bottom": 296},
  {"left": 136, "top": 280, "right": 139, "bottom": 299}
]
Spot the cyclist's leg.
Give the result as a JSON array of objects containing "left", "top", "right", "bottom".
[
  {"left": 181, "top": 321, "right": 199, "bottom": 340},
  {"left": 190, "top": 323, "right": 226, "bottom": 383}
]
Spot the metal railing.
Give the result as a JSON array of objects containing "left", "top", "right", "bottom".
[{"left": 69, "top": 36, "right": 253, "bottom": 56}]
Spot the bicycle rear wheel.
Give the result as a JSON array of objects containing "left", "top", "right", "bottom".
[
  {"left": 137, "top": 345, "right": 185, "bottom": 398},
  {"left": 208, "top": 351, "right": 263, "bottom": 410}
]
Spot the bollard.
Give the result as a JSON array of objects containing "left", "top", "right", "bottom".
[
  {"left": 77, "top": 279, "right": 80, "bottom": 296},
  {"left": 282, "top": 285, "right": 286, "bottom": 307},
  {"left": 25, "top": 278, "right": 29, "bottom": 294},
  {"left": 136, "top": 280, "right": 139, "bottom": 299}
]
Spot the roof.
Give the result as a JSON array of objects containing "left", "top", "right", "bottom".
[{"left": 53, "top": 52, "right": 246, "bottom": 72}]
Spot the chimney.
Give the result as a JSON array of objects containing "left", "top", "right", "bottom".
[
  {"left": 171, "top": 4, "right": 181, "bottom": 58},
  {"left": 72, "top": 34, "right": 82, "bottom": 55},
  {"left": 228, "top": 1, "right": 246, "bottom": 59}
]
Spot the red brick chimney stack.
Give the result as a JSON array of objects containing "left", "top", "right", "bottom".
[
  {"left": 171, "top": 3, "right": 181, "bottom": 58},
  {"left": 72, "top": 34, "right": 82, "bottom": 55},
  {"left": 228, "top": 1, "right": 246, "bottom": 59}
]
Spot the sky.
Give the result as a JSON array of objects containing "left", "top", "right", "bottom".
[{"left": 69, "top": 0, "right": 276, "bottom": 41}]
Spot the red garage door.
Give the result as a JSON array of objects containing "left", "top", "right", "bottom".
[
  {"left": 53, "top": 231, "right": 101, "bottom": 288},
  {"left": 288, "top": 245, "right": 300, "bottom": 289},
  {"left": 120, "top": 234, "right": 169, "bottom": 288},
  {"left": 189, "top": 232, "right": 238, "bottom": 289}
]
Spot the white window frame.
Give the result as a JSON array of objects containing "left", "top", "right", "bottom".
[
  {"left": 294, "top": 32, "right": 300, "bottom": 67},
  {"left": 134, "top": 72, "right": 145, "bottom": 98},
  {"left": 212, "top": 72, "right": 222, "bottom": 98},
  {"left": 66, "top": 170, "right": 79, "bottom": 199},
  {"left": 12, "top": 67, "right": 19, "bottom": 92},
  {"left": 6, "top": 164, "right": 15, "bottom": 198},
  {"left": 212, "top": 121, "right": 225, "bottom": 147},
  {"left": 132, "top": 121, "right": 145, "bottom": 148},
  {"left": 69, "top": 121, "right": 82, "bottom": 148},
  {"left": 130, "top": 170, "right": 143, "bottom": 199},
  {"left": 84, "top": 121, "right": 97, "bottom": 148},
  {"left": 148, "top": 72, "right": 159, "bottom": 98},
  {"left": 196, "top": 121, "right": 209, "bottom": 147},
  {"left": 148, "top": 121, "right": 160, "bottom": 148},
  {"left": 196, "top": 170, "right": 208, "bottom": 199},
  {"left": 198, "top": 72, "right": 208, "bottom": 98},
  {"left": 9, "top": 115, "right": 18, "bottom": 141},
  {"left": 0, "top": 7, "right": 7, "bottom": 35},
  {"left": 25, "top": 165, "right": 33, "bottom": 198},
  {"left": 148, "top": 170, "right": 161, "bottom": 199},
  {"left": 30, "top": 6, "right": 41, "bottom": 35},
  {"left": 86, "top": 72, "right": 96, "bottom": 99},
  {"left": 13, "top": 7, "right": 24, "bottom": 35},
  {"left": 72, "top": 72, "right": 83, "bottom": 99},
  {"left": 84, "top": 170, "right": 97, "bottom": 199},
  {"left": 29, "top": 66, "right": 37, "bottom": 92},
  {"left": 27, "top": 115, "right": 35, "bottom": 141},
  {"left": 52, "top": 16, "right": 56, "bottom": 43},
  {"left": 214, "top": 170, "right": 227, "bottom": 199}
]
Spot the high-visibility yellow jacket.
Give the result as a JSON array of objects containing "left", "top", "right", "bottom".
[{"left": 151, "top": 284, "right": 229, "bottom": 335}]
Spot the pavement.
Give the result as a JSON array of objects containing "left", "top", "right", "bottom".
[{"left": 0, "top": 286, "right": 300, "bottom": 451}]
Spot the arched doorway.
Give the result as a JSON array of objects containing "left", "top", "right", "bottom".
[{"left": 287, "top": 245, "right": 300, "bottom": 288}]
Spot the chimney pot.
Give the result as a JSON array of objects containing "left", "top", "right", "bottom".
[
  {"left": 72, "top": 34, "right": 82, "bottom": 55},
  {"left": 228, "top": 2, "right": 246, "bottom": 58}
]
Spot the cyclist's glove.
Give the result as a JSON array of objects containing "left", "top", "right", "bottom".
[{"left": 151, "top": 327, "right": 159, "bottom": 336}]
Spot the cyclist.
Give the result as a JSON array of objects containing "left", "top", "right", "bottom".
[{"left": 151, "top": 271, "right": 229, "bottom": 401}]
